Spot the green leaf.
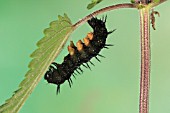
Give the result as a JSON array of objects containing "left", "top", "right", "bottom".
[
  {"left": 87, "top": 0, "right": 103, "bottom": 9},
  {"left": 153, "top": 0, "right": 160, "bottom": 3},
  {"left": 0, "top": 13, "right": 73, "bottom": 113},
  {"left": 131, "top": 0, "right": 135, "bottom": 3}
]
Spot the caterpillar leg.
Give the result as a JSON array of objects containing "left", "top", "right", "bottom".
[
  {"left": 52, "top": 62, "right": 60, "bottom": 68},
  {"left": 44, "top": 66, "right": 54, "bottom": 80},
  {"left": 49, "top": 65, "right": 55, "bottom": 69}
]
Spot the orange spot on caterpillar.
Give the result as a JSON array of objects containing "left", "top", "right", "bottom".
[
  {"left": 87, "top": 32, "right": 93, "bottom": 40},
  {"left": 76, "top": 40, "right": 83, "bottom": 51},
  {"left": 83, "top": 37, "right": 90, "bottom": 46},
  {"left": 68, "top": 45, "right": 75, "bottom": 56}
]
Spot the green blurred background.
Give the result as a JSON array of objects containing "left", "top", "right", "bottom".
[{"left": 0, "top": 0, "right": 170, "bottom": 113}]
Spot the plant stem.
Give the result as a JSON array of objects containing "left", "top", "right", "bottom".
[
  {"left": 139, "top": 7, "right": 151, "bottom": 113},
  {"left": 73, "top": 3, "right": 136, "bottom": 29}
]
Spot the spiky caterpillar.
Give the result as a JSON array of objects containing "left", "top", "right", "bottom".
[
  {"left": 44, "top": 16, "right": 115, "bottom": 94},
  {"left": 131, "top": 0, "right": 151, "bottom": 4}
]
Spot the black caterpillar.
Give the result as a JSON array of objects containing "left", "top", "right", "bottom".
[
  {"left": 132, "top": 0, "right": 151, "bottom": 4},
  {"left": 44, "top": 16, "right": 115, "bottom": 94}
]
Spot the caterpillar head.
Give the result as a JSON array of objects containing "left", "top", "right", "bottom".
[
  {"left": 44, "top": 67, "right": 63, "bottom": 85},
  {"left": 44, "top": 70, "right": 54, "bottom": 83}
]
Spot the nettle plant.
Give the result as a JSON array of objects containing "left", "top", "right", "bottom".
[{"left": 0, "top": 0, "right": 167, "bottom": 113}]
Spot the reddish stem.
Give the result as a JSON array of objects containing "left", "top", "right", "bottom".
[
  {"left": 139, "top": 8, "right": 150, "bottom": 113},
  {"left": 73, "top": 3, "right": 136, "bottom": 29}
]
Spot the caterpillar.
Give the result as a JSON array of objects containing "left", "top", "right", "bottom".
[
  {"left": 131, "top": 0, "right": 151, "bottom": 4},
  {"left": 44, "top": 16, "right": 115, "bottom": 94}
]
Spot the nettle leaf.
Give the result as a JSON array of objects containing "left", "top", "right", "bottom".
[
  {"left": 0, "top": 13, "right": 73, "bottom": 113},
  {"left": 87, "top": 0, "right": 103, "bottom": 9},
  {"left": 153, "top": 0, "right": 160, "bottom": 3}
]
